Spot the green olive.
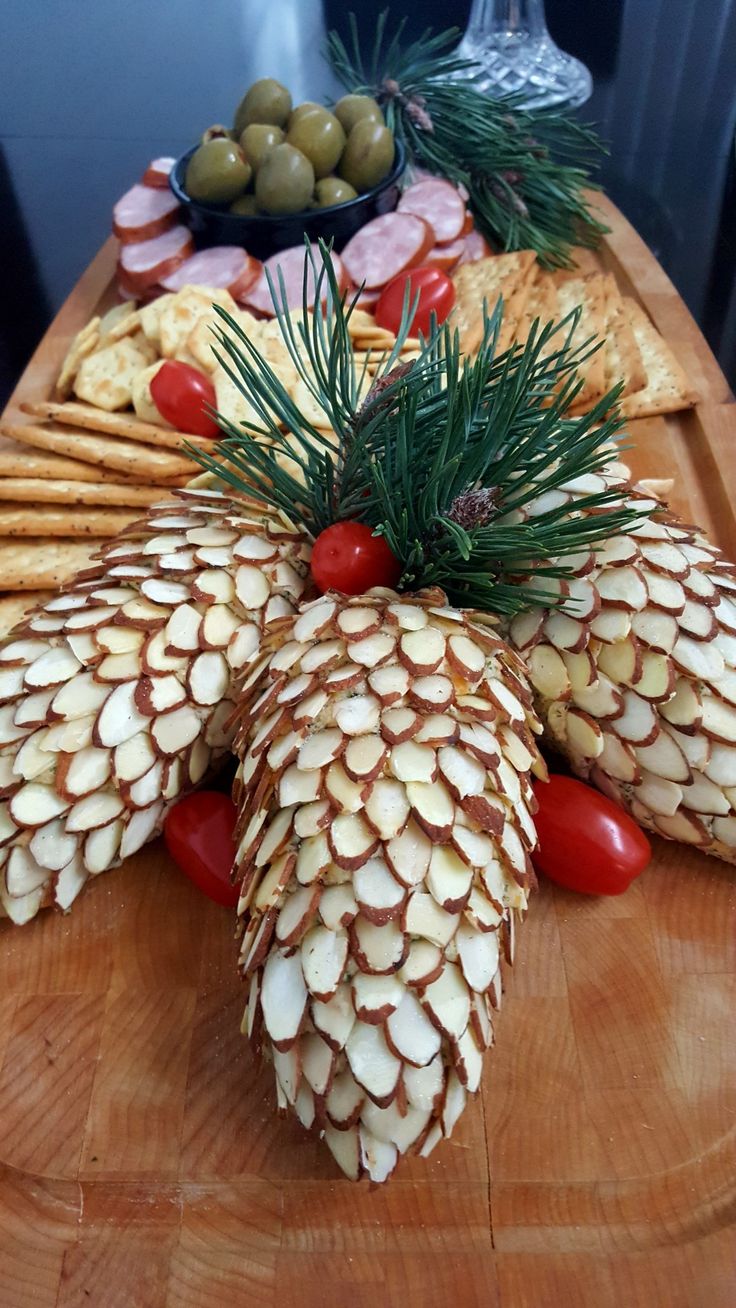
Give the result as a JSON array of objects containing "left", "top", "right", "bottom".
[
  {"left": 255, "top": 143, "right": 315, "bottom": 214},
  {"left": 287, "top": 100, "right": 322, "bottom": 128},
  {"left": 185, "top": 138, "right": 252, "bottom": 204},
  {"left": 313, "top": 176, "right": 358, "bottom": 208},
  {"left": 334, "top": 94, "right": 384, "bottom": 134},
  {"left": 234, "top": 77, "right": 292, "bottom": 136},
  {"left": 239, "top": 123, "right": 284, "bottom": 172},
  {"left": 338, "top": 120, "right": 395, "bottom": 193},
  {"left": 230, "top": 194, "right": 260, "bottom": 216},
  {"left": 201, "top": 123, "right": 234, "bottom": 144},
  {"left": 286, "top": 108, "right": 346, "bottom": 179}
]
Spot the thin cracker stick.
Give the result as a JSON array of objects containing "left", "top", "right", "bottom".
[
  {"left": 1, "top": 421, "right": 195, "bottom": 481},
  {"left": 0, "top": 503, "right": 140, "bottom": 538},
  {"left": 21, "top": 400, "right": 212, "bottom": 451},
  {"left": 0, "top": 538, "right": 100, "bottom": 589},
  {"left": 0, "top": 478, "right": 175, "bottom": 507}
]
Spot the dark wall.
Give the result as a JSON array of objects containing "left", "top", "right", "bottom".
[{"left": 1, "top": 0, "right": 734, "bottom": 396}]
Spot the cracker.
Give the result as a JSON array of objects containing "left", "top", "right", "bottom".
[
  {"left": 553, "top": 272, "right": 608, "bottom": 406},
  {"left": 449, "top": 251, "right": 537, "bottom": 355},
  {"left": 0, "top": 591, "right": 55, "bottom": 636},
  {"left": 74, "top": 334, "right": 156, "bottom": 411},
  {"left": 514, "top": 272, "right": 559, "bottom": 347},
  {"left": 0, "top": 478, "right": 169, "bottom": 507},
  {"left": 0, "top": 445, "right": 151, "bottom": 484},
  {"left": 130, "top": 361, "right": 170, "bottom": 427},
  {"left": 618, "top": 299, "right": 698, "bottom": 417},
  {"left": 598, "top": 274, "right": 646, "bottom": 399},
  {"left": 139, "top": 293, "right": 175, "bottom": 349},
  {"left": 212, "top": 361, "right": 263, "bottom": 432},
  {"left": 21, "top": 401, "right": 211, "bottom": 451},
  {"left": 55, "top": 317, "right": 101, "bottom": 399},
  {"left": 188, "top": 306, "right": 263, "bottom": 375},
  {"left": 102, "top": 304, "right": 142, "bottom": 342},
  {"left": 0, "top": 503, "right": 140, "bottom": 538},
  {"left": 159, "top": 285, "right": 238, "bottom": 360},
  {"left": 2, "top": 421, "right": 195, "bottom": 481},
  {"left": 0, "top": 539, "right": 100, "bottom": 589}
]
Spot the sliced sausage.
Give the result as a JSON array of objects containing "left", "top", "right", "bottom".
[
  {"left": 424, "top": 237, "right": 466, "bottom": 273},
  {"left": 397, "top": 179, "right": 467, "bottom": 244},
  {"left": 341, "top": 213, "right": 434, "bottom": 291},
  {"left": 118, "top": 225, "right": 194, "bottom": 292},
  {"left": 160, "top": 246, "right": 262, "bottom": 298},
  {"left": 457, "top": 229, "right": 494, "bottom": 265},
  {"left": 113, "top": 184, "right": 181, "bottom": 243},
  {"left": 141, "top": 157, "right": 176, "bottom": 188},
  {"left": 243, "top": 244, "right": 348, "bottom": 316}
]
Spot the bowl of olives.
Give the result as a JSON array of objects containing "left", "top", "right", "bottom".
[{"left": 169, "top": 79, "right": 405, "bottom": 259}]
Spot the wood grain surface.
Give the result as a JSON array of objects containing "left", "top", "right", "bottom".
[{"left": 0, "top": 197, "right": 734, "bottom": 1308}]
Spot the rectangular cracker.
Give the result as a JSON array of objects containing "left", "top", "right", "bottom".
[
  {"left": 0, "top": 445, "right": 152, "bottom": 485},
  {"left": 514, "top": 272, "right": 559, "bottom": 347},
  {"left": 618, "top": 298, "right": 698, "bottom": 417},
  {"left": 0, "top": 591, "right": 55, "bottom": 636},
  {"left": 0, "top": 478, "right": 170, "bottom": 507},
  {"left": 449, "top": 251, "right": 537, "bottom": 355},
  {"left": 21, "top": 400, "right": 212, "bottom": 451},
  {"left": 1, "top": 421, "right": 195, "bottom": 481},
  {"left": 0, "top": 538, "right": 100, "bottom": 589},
  {"left": 552, "top": 272, "right": 607, "bottom": 407},
  {"left": 0, "top": 503, "right": 140, "bottom": 538}
]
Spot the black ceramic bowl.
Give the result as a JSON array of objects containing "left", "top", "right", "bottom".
[{"left": 169, "top": 141, "right": 406, "bottom": 260}]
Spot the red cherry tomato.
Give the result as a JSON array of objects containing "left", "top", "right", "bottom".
[
  {"left": 164, "top": 790, "right": 239, "bottom": 907},
  {"left": 375, "top": 266, "right": 455, "bottom": 338},
  {"left": 532, "top": 774, "right": 651, "bottom": 896},
  {"left": 150, "top": 360, "right": 220, "bottom": 438},
  {"left": 311, "top": 521, "right": 402, "bottom": 596}
]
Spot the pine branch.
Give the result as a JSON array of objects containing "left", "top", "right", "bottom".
[
  {"left": 326, "top": 11, "right": 608, "bottom": 268},
  {"left": 189, "top": 242, "right": 648, "bottom": 617}
]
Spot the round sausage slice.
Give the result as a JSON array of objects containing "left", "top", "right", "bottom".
[
  {"left": 113, "top": 184, "right": 180, "bottom": 243},
  {"left": 398, "top": 179, "right": 467, "bottom": 244},
  {"left": 424, "top": 237, "right": 466, "bottom": 273},
  {"left": 341, "top": 213, "right": 434, "bottom": 290},
  {"left": 457, "top": 229, "right": 494, "bottom": 265},
  {"left": 118, "top": 225, "right": 194, "bottom": 291},
  {"left": 243, "top": 244, "right": 348, "bottom": 316},
  {"left": 141, "top": 157, "right": 176, "bottom": 188},
  {"left": 160, "top": 246, "right": 262, "bottom": 299}
]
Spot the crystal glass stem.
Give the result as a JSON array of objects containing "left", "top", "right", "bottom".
[{"left": 458, "top": 0, "right": 593, "bottom": 110}]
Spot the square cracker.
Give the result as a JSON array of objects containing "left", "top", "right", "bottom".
[
  {"left": 55, "top": 317, "right": 101, "bottom": 399},
  {"left": 599, "top": 274, "right": 647, "bottom": 399},
  {"left": 449, "top": 251, "right": 537, "bottom": 355},
  {"left": 553, "top": 272, "right": 608, "bottom": 407},
  {"left": 188, "top": 307, "right": 263, "bottom": 376},
  {"left": 74, "top": 334, "right": 156, "bottom": 411},
  {"left": 159, "top": 285, "right": 237, "bottom": 360},
  {"left": 139, "top": 293, "right": 175, "bottom": 349},
  {"left": 618, "top": 298, "right": 698, "bottom": 417},
  {"left": 0, "top": 591, "right": 55, "bottom": 636},
  {"left": 0, "top": 538, "right": 100, "bottom": 590},
  {"left": 0, "top": 503, "right": 140, "bottom": 538}
]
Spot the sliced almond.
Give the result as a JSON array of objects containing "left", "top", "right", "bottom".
[
  {"left": 261, "top": 948, "right": 308, "bottom": 1051},
  {"left": 380, "top": 707, "right": 421, "bottom": 745},
  {"left": 275, "top": 884, "right": 321, "bottom": 947},
  {"left": 350, "top": 915, "right": 407, "bottom": 975},
  {"left": 701, "top": 695, "right": 736, "bottom": 744},
  {"left": 312, "top": 982, "right": 356, "bottom": 1051},
  {"left": 346, "top": 1021, "right": 401, "bottom": 1108},
  {"left": 610, "top": 691, "right": 659, "bottom": 745},
  {"left": 421, "top": 961, "right": 470, "bottom": 1042},
  {"left": 660, "top": 678, "right": 702, "bottom": 732},
  {"left": 362, "top": 780, "right": 410, "bottom": 843},
  {"left": 10, "top": 783, "right": 69, "bottom": 828},
  {"left": 151, "top": 705, "right": 202, "bottom": 755},
  {"left": 367, "top": 663, "right": 411, "bottom": 704},
  {"left": 353, "top": 854, "right": 406, "bottom": 922},
  {"left": 403, "top": 1053, "right": 445, "bottom": 1112},
  {"left": 399, "top": 627, "right": 445, "bottom": 675},
  {"left": 342, "top": 735, "right": 387, "bottom": 783},
  {"left": 326, "top": 1069, "right": 364, "bottom": 1129},
  {"left": 334, "top": 695, "right": 380, "bottom": 736},
  {"left": 566, "top": 708, "right": 604, "bottom": 759},
  {"left": 599, "top": 732, "right": 640, "bottom": 784},
  {"left": 352, "top": 972, "right": 404, "bottom": 1024},
  {"left": 385, "top": 988, "right": 441, "bottom": 1067},
  {"left": 409, "top": 675, "right": 454, "bottom": 713},
  {"left": 385, "top": 819, "right": 432, "bottom": 887},
  {"left": 672, "top": 635, "right": 724, "bottom": 682},
  {"left": 301, "top": 924, "right": 349, "bottom": 1001},
  {"left": 404, "top": 890, "right": 458, "bottom": 948},
  {"left": 406, "top": 778, "right": 454, "bottom": 841},
  {"left": 427, "top": 844, "right": 473, "bottom": 913}
]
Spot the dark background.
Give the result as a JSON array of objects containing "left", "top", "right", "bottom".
[{"left": 1, "top": 0, "right": 735, "bottom": 402}]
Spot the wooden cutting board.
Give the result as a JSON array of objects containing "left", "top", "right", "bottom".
[{"left": 0, "top": 196, "right": 734, "bottom": 1308}]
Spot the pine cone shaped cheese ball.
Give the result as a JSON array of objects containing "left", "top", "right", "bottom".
[
  {"left": 508, "top": 472, "right": 736, "bottom": 863},
  {"left": 232, "top": 589, "right": 545, "bottom": 1182},
  {"left": 0, "top": 489, "right": 311, "bottom": 925}
]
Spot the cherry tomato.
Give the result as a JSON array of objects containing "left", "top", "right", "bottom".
[
  {"left": 150, "top": 360, "right": 220, "bottom": 438},
  {"left": 375, "top": 266, "right": 455, "bottom": 338},
  {"left": 164, "top": 790, "right": 239, "bottom": 907},
  {"left": 311, "top": 521, "right": 402, "bottom": 596},
  {"left": 532, "top": 774, "right": 651, "bottom": 896}
]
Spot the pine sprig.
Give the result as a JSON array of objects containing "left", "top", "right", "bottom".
[
  {"left": 327, "top": 11, "right": 607, "bottom": 269},
  {"left": 189, "top": 242, "right": 647, "bottom": 617}
]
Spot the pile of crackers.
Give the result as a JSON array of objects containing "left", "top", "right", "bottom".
[
  {"left": 0, "top": 285, "right": 412, "bottom": 633},
  {"left": 448, "top": 250, "right": 698, "bottom": 418}
]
